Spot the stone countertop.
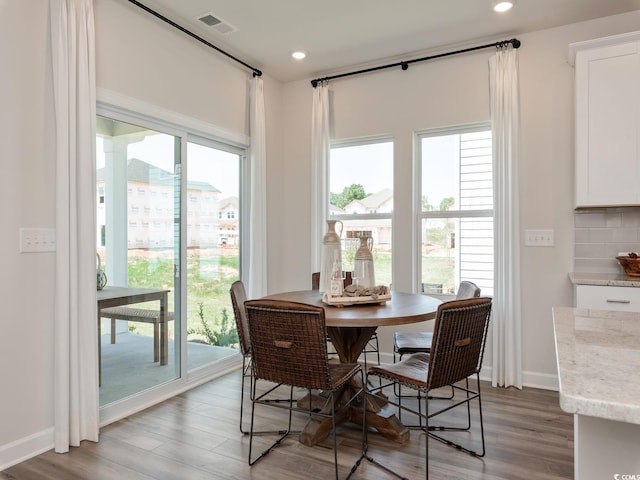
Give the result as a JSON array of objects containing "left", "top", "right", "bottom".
[
  {"left": 552, "top": 307, "right": 640, "bottom": 424},
  {"left": 569, "top": 272, "right": 640, "bottom": 287}
]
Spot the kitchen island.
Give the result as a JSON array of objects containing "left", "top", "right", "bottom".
[{"left": 553, "top": 307, "right": 640, "bottom": 479}]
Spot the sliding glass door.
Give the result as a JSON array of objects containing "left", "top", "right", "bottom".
[
  {"left": 96, "top": 112, "right": 245, "bottom": 411},
  {"left": 184, "top": 140, "right": 242, "bottom": 373},
  {"left": 96, "top": 117, "right": 181, "bottom": 406}
]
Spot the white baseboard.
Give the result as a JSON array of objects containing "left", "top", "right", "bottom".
[{"left": 0, "top": 427, "right": 54, "bottom": 471}]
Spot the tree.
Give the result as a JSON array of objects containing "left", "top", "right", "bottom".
[
  {"left": 439, "top": 197, "right": 455, "bottom": 211},
  {"left": 331, "top": 183, "right": 367, "bottom": 209},
  {"left": 422, "top": 195, "right": 433, "bottom": 211}
]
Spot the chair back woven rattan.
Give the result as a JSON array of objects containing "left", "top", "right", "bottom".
[
  {"left": 244, "top": 298, "right": 364, "bottom": 479},
  {"left": 245, "top": 299, "right": 334, "bottom": 390},
  {"left": 427, "top": 296, "right": 491, "bottom": 390},
  {"left": 230, "top": 280, "right": 250, "bottom": 356}
]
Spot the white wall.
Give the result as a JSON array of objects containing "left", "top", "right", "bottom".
[
  {"left": 0, "top": 0, "right": 281, "bottom": 469},
  {"left": 3, "top": 0, "right": 640, "bottom": 469},
  {"left": 0, "top": 0, "right": 57, "bottom": 466},
  {"left": 272, "top": 11, "right": 640, "bottom": 389}
]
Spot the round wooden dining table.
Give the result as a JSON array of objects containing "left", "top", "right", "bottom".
[{"left": 263, "top": 289, "right": 442, "bottom": 446}]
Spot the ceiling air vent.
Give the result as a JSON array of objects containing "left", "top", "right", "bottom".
[{"left": 196, "top": 12, "right": 237, "bottom": 34}]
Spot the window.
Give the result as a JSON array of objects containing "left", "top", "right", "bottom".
[
  {"left": 329, "top": 138, "right": 393, "bottom": 286},
  {"left": 418, "top": 125, "right": 494, "bottom": 296}
]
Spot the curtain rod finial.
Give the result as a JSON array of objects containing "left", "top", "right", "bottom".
[{"left": 512, "top": 39, "right": 521, "bottom": 48}]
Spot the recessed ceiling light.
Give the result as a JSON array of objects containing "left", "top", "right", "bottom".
[
  {"left": 492, "top": 0, "right": 515, "bottom": 13},
  {"left": 292, "top": 51, "right": 306, "bottom": 60}
]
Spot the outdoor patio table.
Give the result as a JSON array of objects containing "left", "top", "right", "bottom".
[{"left": 97, "top": 286, "right": 170, "bottom": 386}]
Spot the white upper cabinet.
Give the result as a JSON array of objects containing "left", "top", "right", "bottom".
[{"left": 570, "top": 32, "right": 640, "bottom": 208}]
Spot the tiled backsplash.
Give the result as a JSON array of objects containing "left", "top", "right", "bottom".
[{"left": 574, "top": 208, "right": 640, "bottom": 273}]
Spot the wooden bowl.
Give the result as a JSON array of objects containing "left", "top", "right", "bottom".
[{"left": 616, "top": 255, "right": 640, "bottom": 276}]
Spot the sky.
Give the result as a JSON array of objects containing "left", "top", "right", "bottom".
[
  {"left": 98, "top": 130, "right": 461, "bottom": 204},
  {"left": 330, "top": 137, "right": 455, "bottom": 205},
  {"left": 97, "top": 134, "right": 240, "bottom": 198}
]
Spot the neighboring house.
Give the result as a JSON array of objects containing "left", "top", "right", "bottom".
[
  {"left": 97, "top": 158, "right": 223, "bottom": 250},
  {"left": 217, "top": 196, "right": 239, "bottom": 246},
  {"left": 340, "top": 189, "right": 393, "bottom": 246},
  {"left": 343, "top": 188, "right": 393, "bottom": 215}
]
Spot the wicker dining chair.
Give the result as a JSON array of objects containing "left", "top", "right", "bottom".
[
  {"left": 392, "top": 280, "right": 481, "bottom": 404},
  {"left": 245, "top": 299, "right": 365, "bottom": 480},
  {"left": 312, "top": 271, "right": 380, "bottom": 369},
  {"left": 393, "top": 280, "right": 481, "bottom": 362},
  {"left": 230, "top": 281, "right": 302, "bottom": 436},
  {"left": 229, "top": 280, "right": 254, "bottom": 433},
  {"left": 348, "top": 297, "right": 492, "bottom": 480}
]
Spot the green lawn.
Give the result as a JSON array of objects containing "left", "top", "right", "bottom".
[
  {"left": 123, "top": 246, "right": 453, "bottom": 345},
  {"left": 126, "top": 250, "right": 239, "bottom": 347}
]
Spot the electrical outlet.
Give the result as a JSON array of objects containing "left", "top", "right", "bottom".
[
  {"left": 19, "top": 228, "right": 56, "bottom": 253},
  {"left": 525, "top": 229, "right": 554, "bottom": 247}
]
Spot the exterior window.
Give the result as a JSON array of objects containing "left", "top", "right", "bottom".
[
  {"left": 329, "top": 139, "right": 393, "bottom": 286},
  {"left": 418, "top": 126, "right": 494, "bottom": 296}
]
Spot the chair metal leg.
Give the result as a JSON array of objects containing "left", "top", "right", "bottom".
[
  {"left": 239, "top": 355, "right": 250, "bottom": 433},
  {"left": 250, "top": 371, "right": 366, "bottom": 479},
  {"left": 355, "top": 373, "right": 485, "bottom": 479},
  {"left": 347, "top": 386, "right": 411, "bottom": 480},
  {"left": 425, "top": 374, "right": 486, "bottom": 457},
  {"left": 248, "top": 382, "right": 294, "bottom": 466},
  {"left": 241, "top": 356, "right": 295, "bottom": 436}
]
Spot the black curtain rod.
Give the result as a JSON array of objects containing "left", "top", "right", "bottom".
[
  {"left": 128, "top": 0, "right": 262, "bottom": 77},
  {"left": 310, "top": 38, "right": 520, "bottom": 87}
]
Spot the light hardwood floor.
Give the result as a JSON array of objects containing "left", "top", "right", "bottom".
[{"left": 2, "top": 371, "right": 573, "bottom": 479}]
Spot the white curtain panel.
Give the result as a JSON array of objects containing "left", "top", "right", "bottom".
[
  {"left": 50, "top": 0, "right": 99, "bottom": 452},
  {"left": 311, "top": 83, "right": 331, "bottom": 272},
  {"left": 248, "top": 76, "right": 267, "bottom": 298},
  {"left": 489, "top": 46, "right": 523, "bottom": 389}
]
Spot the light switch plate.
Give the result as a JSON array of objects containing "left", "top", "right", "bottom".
[
  {"left": 525, "top": 229, "right": 554, "bottom": 247},
  {"left": 20, "top": 228, "right": 56, "bottom": 253}
]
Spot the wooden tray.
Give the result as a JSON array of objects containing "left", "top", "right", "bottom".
[{"left": 322, "top": 292, "right": 391, "bottom": 307}]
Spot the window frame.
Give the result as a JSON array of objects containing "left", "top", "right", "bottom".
[
  {"left": 96, "top": 92, "right": 249, "bottom": 424},
  {"left": 327, "top": 135, "right": 394, "bottom": 284},
  {"left": 414, "top": 122, "right": 494, "bottom": 296},
  {"left": 328, "top": 134, "right": 394, "bottom": 221}
]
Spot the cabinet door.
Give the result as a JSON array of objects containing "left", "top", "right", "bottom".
[{"left": 575, "top": 41, "right": 640, "bottom": 207}]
